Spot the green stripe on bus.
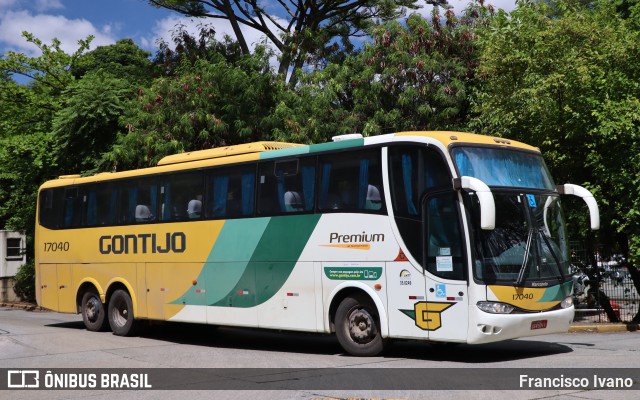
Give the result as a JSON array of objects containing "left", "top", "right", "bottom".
[
  {"left": 307, "top": 138, "right": 364, "bottom": 154},
  {"left": 172, "top": 218, "right": 270, "bottom": 306},
  {"left": 538, "top": 281, "right": 573, "bottom": 303},
  {"left": 211, "top": 214, "right": 321, "bottom": 308}
]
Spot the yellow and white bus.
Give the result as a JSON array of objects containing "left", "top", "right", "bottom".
[{"left": 35, "top": 131, "right": 599, "bottom": 356}]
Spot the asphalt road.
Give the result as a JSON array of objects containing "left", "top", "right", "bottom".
[{"left": 1, "top": 307, "right": 638, "bottom": 399}]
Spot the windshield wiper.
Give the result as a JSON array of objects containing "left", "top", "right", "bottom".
[
  {"left": 538, "top": 229, "right": 565, "bottom": 283},
  {"left": 515, "top": 227, "right": 534, "bottom": 286}
]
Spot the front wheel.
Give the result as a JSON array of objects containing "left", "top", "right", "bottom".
[
  {"left": 108, "top": 289, "right": 140, "bottom": 336},
  {"left": 335, "top": 295, "right": 385, "bottom": 356}
]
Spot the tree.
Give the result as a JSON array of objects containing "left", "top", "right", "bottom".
[
  {"left": 148, "top": 0, "right": 447, "bottom": 84},
  {"left": 272, "top": 3, "right": 493, "bottom": 142},
  {"left": 107, "top": 46, "right": 283, "bottom": 169},
  {"left": 0, "top": 33, "right": 91, "bottom": 139},
  {"left": 0, "top": 34, "right": 151, "bottom": 266},
  {"left": 471, "top": 0, "right": 640, "bottom": 266},
  {"left": 52, "top": 70, "right": 133, "bottom": 174},
  {"left": 153, "top": 23, "right": 245, "bottom": 76},
  {"left": 0, "top": 33, "right": 89, "bottom": 245},
  {"left": 71, "top": 39, "right": 153, "bottom": 85}
]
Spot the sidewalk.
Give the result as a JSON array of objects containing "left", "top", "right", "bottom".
[{"left": 569, "top": 322, "right": 639, "bottom": 333}]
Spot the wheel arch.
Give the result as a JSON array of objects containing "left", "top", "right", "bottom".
[
  {"left": 75, "top": 279, "right": 104, "bottom": 314},
  {"left": 326, "top": 282, "right": 389, "bottom": 338},
  {"left": 105, "top": 279, "right": 138, "bottom": 318}
]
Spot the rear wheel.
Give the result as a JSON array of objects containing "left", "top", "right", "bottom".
[
  {"left": 335, "top": 295, "right": 385, "bottom": 356},
  {"left": 81, "top": 290, "right": 108, "bottom": 332},
  {"left": 108, "top": 289, "right": 140, "bottom": 336}
]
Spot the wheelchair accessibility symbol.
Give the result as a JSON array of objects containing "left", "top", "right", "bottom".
[{"left": 435, "top": 284, "right": 446, "bottom": 298}]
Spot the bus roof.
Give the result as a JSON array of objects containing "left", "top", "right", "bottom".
[
  {"left": 395, "top": 131, "right": 539, "bottom": 152},
  {"left": 157, "top": 141, "right": 303, "bottom": 166},
  {"left": 39, "top": 131, "right": 539, "bottom": 189}
]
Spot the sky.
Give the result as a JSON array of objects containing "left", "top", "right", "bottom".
[{"left": 0, "top": 0, "right": 518, "bottom": 58}]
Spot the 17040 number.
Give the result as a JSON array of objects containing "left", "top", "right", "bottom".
[{"left": 43, "top": 242, "right": 70, "bottom": 252}]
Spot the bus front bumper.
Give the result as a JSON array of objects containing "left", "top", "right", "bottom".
[{"left": 467, "top": 306, "right": 574, "bottom": 344}]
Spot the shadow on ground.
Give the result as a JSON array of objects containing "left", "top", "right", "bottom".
[{"left": 46, "top": 319, "right": 573, "bottom": 362}]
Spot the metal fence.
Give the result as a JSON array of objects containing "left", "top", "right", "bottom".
[{"left": 570, "top": 241, "right": 639, "bottom": 323}]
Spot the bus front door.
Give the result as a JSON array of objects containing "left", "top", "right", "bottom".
[{"left": 422, "top": 193, "right": 469, "bottom": 343}]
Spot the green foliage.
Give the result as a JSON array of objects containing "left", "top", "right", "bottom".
[
  {"left": 0, "top": 33, "right": 151, "bottom": 261},
  {"left": 274, "top": 3, "right": 493, "bottom": 142},
  {"left": 53, "top": 70, "right": 133, "bottom": 174},
  {"left": 107, "top": 46, "right": 283, "bottom": 169},
  {"left": 472, "top": 0, "right": 640, "bottom": 262},
  {"left": 13, "top": 261, "right": 35, "bottom": 303},
  {"left": 154, "top": 23, "right": 245, "bottom": 76},
  {"left": 71, "top": 39, "right": 153, "bottom": 85},
  {"left": 0, "top": 132, "right": 56, "bottom": 232},
  {"left": 0, "top": 33, "right": 91, "bottom": 140}
]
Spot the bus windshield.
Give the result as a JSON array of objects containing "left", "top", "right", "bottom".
[
  {"left": 452, "top": 146, "right": 570, "bottom": 286},
  {"left": 469, "top": 191, "right": 570, "bottom": 286},
  {"left": 453, "top": 146, "right": 555, "bottom": 190}
]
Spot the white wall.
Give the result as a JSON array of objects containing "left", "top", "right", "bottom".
[{"left": 0, "top": 230, "right": 26, "bottom": 278}]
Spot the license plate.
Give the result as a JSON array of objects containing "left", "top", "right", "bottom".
[{"left": 530, "top": 320, "right": 547, "bottom": 330}]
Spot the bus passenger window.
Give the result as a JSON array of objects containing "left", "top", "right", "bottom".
[
  {"left": 83, "top": 184, "right": 116, "bottom": 226},
  {"left": 207, "top": 165, "right": 255, "bottom": 219},
  {"left": 117, "top": 179, "right": 159, "bottom": 224},
  {"left": 318, "top": 149, "right": 383, "bottom": 213},
  {"left": 257, "top": 158, "right": 315, "bottom": 216},
  {"left": 63, "top": 188, "right": 82, "bottom": 228},
  {"left": 39, "top": 188, "right": 64, "bottom": 229},
  {"left": 160, "top": 173, "right": 203, "bottom": 221},
  {"left": 389, "top": 147, "right": 450, "bottom": 218}
]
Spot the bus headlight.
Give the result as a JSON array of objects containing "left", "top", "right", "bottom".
[
  {"left": 561, "top": 296, "right": 573, "bottom": 309},
  {"left": 477, "top": 301, "right": 514, "bottom": 314}
]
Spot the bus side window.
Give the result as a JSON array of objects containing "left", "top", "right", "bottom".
[
  {"left": 318, "top": 149, "right": 383, "bottom": 212},
  {"left": 258, "top": 158, "right": 315, "bottom": 216},
  {"left": 63, "top": 188, "right": 82, "bottom": 228},
  {"left": 389, "top": 146, "right": 450, "bottom": 218},
  {"left": 388, "top": 146, "right": 451, "bottom": 265},
  {"left": 83, "top": 184, "right": 115, "bottom": 226},
  {"left": 207, "top": 165, "right": 256, "bottom": 219},
  {"left": 114, "top": 178, "right": 159, "bottom": 224},
  {"left": 160, "top": 173, "right": 202, "bottom": 221},
  {"left": 39, "top": 188, "right": 64, "bottom": 229}
]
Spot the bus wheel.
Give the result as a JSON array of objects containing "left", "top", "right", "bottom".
[
  {"left": 81, "top": 290, "right": 108, "bottom": 332},
  {"left": 335, "top": 295, "right": 384, "bottom": 356},
  {"left": 108, "top": 289, "right": 139, "bottom": 336}
]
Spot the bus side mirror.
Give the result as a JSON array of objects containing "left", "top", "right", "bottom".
[
  {"left": 556, "top": 184, "right": 600, "bottom": 231},
  {"left": 454, "top": 176, "right": 495, "bottom": 230}
]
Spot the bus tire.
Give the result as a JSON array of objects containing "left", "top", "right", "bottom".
[
  {"left": 108, "top": 289, "right": 139, "bottom": 336},
  {"left": 335, "top": 295, "right": 384, "bottom": 356},
  {"left": 81, "top": 290, "right": 108, "bottom": 332}
]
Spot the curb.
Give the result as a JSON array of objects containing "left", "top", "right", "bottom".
[
  {"left": 569, "top": 323, "right": 639, "bottom": 333},
  {"left": 0, "top": 302, "right": 46, "bottom": 312}
]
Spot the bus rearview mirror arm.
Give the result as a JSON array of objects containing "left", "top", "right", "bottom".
[
  {"left": 453, "top": 176, "right": 495, "bottom": 230},
  {"left": 556, "top": 184, "right": 600, "bottom": 231}
]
